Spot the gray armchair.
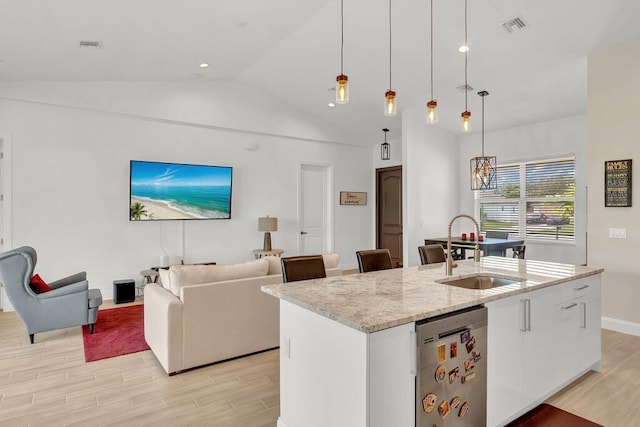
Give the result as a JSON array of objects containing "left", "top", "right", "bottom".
[{"left": 0, "top": 246, "right": 102, "bottom": 344}]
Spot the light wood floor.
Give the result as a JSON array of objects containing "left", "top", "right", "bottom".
[{"left": 1, "top": 299, "right": 639, "bottom": 426}]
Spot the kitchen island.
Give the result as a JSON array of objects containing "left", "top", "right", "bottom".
[{"left": 262, "top": 257, "right": 603, "bottom": 427}]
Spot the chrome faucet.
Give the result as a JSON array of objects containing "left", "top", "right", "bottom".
[{"left": 447, "top": 214, "right": 481, "bottom": 276}]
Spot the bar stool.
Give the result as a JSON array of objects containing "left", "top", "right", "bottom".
[
  {"left": 418, "top": 244, "right": 447, "bottom": 265},
  {"left": 280, "top": 255, "right": 326, "bottom": 283},
  {"left": 356, "top": 249, "right": 393, "bottom": 273}
]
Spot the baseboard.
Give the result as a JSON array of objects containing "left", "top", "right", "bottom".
[
  {"left": 602, "top": 316, "right": 640, "bottom": 337},
  {"left": 277, "top": 417, "right": 289, "bottom": 427}
]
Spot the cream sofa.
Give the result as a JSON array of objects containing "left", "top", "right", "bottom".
[{"left": 144, "top": 254, "right": 341, "bottom": 374}]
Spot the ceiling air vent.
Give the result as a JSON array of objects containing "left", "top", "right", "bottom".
[
  {"left": 501, "top": 17, "right": 527, "bottom": 33},
  {"left": 78, "top": 40, "right": 102, "bottom": 49}
]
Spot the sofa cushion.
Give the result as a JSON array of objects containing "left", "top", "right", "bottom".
[
  {"left": 265, "top": 256, "right": 283, "bottom": 276},
  {"left": 322, "top": 253, "right": 340, "bottom": 269},
  {"left": 167, "top": 259, "right": 269, "bottom": 297},
  {"left": 158, "top": 268, "right": 171, "bottom": 291},
  {"left": 266, "top": 253, "right": 339, "bottom": 276}
]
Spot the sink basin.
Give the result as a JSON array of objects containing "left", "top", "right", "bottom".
[{"left": 436, "top": 274, "right": 521, "bottom": 290}]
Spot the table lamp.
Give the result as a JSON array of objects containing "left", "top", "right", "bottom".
[{"left": 258, "top": 216, "right": 278, "bottom": 251}]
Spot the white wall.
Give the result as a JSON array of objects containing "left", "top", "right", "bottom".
[
  {"left": 588, "top": 40, "right": 640, "bottom": 330},
  {"left": 403, "top": 107, "right": 460, "bottom": 267},
  {"left": 457, "top": 115, "right": 588, "bottom": 265},
  {"left": 0, "top": 82, "right": 373, "bottom": 303}
]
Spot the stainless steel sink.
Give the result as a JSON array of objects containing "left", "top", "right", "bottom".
[{"left": 436, "top": 274, "right": 521, "bottom": 290}]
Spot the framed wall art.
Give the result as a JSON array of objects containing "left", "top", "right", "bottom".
[
  {"left": 340, "top": 191, "right": 367, "bottom": 205},
  {"left": 604, "top": 159, "right": 632, "bottom": 207}
]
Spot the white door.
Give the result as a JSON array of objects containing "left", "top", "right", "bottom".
[
  {"left": 299, "top": 164, "right": 333, "bottom": 255},
  {"left": 0, "top": 137, "right": 12, "bottom": 311}
]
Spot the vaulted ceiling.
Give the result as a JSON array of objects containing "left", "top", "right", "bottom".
[{"left": 1, "top": 0, "right": 639, "bottom": 144}]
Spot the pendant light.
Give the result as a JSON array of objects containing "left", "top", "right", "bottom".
[
  {"left": 384, "top": 0, "right": 396, "bottom": 116},
  {"left": 426, "top": 0, "right": 437, "bottom": 124},
  {"left": 470, "top": 90, "right": 497, "bottom": 190},
  {"left": 461, "top": 0, "right": 471, "bottom": 132},
  {"left": 336, "top": 0, "right": 349, "bottom": 104},
  {"left": 381, "top": 128, "right": 391, "bottom": 160}
]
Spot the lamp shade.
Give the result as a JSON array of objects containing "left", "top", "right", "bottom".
[{"left": 258, "top": 216, "right": 278, "bottom": 232}]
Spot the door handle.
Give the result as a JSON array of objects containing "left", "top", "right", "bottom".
[
  {"left": 300, "top": 231, "right": 308, "bottom": 235},
  {"left": 561, "top": 303, "right": 578, "bottom": 310}
]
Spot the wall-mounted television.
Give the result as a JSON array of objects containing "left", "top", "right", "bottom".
[{"left": 130, "top": 160, "right": 232, "bottom": 221}]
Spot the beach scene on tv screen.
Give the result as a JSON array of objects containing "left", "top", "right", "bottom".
[{"left": 130, "top": 161, "right": 232, "bottom": 220}]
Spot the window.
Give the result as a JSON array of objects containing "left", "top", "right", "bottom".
[{"left": 476, "top": 158, "right": 575, "bottom": 241}]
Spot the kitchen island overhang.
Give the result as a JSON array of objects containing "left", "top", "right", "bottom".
[{"left": 262, "top": 257, "right": 603, "bottom": 334}]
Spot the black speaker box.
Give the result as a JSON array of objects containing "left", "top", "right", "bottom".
[{"left": 113, "top": 279, "right": 135, "bottom": 304}]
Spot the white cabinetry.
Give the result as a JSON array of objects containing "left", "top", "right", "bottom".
[
  {"left": 487, "top": 276, "right": 601, "bottom": 426},
  {"left": 486, "top": 284, "right": 561, "bottom": 425}
]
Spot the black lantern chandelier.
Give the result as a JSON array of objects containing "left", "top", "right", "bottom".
[
  {"left": 470, "top": 90, "right": 497, "bottom": 190},
  {"left": 381, "top": 128, "right": 390, "bottom": 160}
]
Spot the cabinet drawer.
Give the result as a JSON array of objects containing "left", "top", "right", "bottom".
[{"left": 559, "top": 275, "right": 600, "bottom": 301}]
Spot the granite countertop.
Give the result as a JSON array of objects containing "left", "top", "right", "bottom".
[{"left": 261, "top": 257, "right": 604, "bottom": 333}]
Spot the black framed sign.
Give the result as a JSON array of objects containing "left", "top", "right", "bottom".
[{"left": 605, "top": 159, "right": 632, "bottom": 207}]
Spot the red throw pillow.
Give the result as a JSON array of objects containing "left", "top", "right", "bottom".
[{"left": 30, "top": 274, "right": 52, "bottom": 294}]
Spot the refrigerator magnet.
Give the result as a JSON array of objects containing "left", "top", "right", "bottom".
[
  {"left": 435, "top": 366, "right": 447, "bottom": 383},
  {"left": 464, "top": 357, "right": 475, "bottom": 372},
  {"left": 460, "top": 330, "right": 471, "bottom": 343},
  {"left": 450, "top": 396, "right": 461, "bottom": 409},
  {"left": 465, "top": 336, "right": 476, "bottom": 353},
  {"left": 438, "top": 400, "right": 451, "bottom": 419},
  {"left": 459, "top": 401, "right": 469, "bottom": 417},
  {"left": 450, "top": 342, "right": 458, "bottom": 358},
  {"left": 448, "top": 367, "right": 459, "bottom": 383},
  {"left": 422, "top": 393, "right": 437, "bottom": 413},
  {"left": 437, "top": 343, "right": 447, "bottom": 363},
  {"left": 461, "top": 372, "right": 476, "bottom": 384}
]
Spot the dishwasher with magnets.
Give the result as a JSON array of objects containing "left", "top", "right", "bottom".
[{"left": 416, "top": 306, "right": 488, "bottom": 426}]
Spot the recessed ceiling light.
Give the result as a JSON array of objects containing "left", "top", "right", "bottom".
[
  {"left": 199, "top": 63, "right": 209, "bottom": 68},
  {"left": 328, "top": 102, "right": 336, "bottom": 108},
  {"left": 458, "top": 45, "right": 469, "bottom": 53}
]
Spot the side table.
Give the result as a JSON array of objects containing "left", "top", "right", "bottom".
[
  {"left": 141, "top": 269, "right": 160, "bottom": 284},
  {"left": 252, "top": 249, "right": 284, "bottom": 259}
]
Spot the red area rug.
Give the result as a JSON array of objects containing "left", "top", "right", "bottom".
[
  {"left": 506, "top": 403, "right": 602, "bottom": 427},
  {"left": 82, "top": 304, "right": 150, "bottom": 362}
]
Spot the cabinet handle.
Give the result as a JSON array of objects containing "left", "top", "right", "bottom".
[
  {"left": 521, "top": 299, "right": 531, "bottom": 332},
  {"left": 562, "top": 302, "right": 578, "bottom": 310},
  {"left": 580, "top": 302, "right": 587, "bottom": 329},
  {"left": 300, "top": 231, "right": 308, "bottom": 235},
  {"left": 574, "top": 285, "right": 589, "bottom": 291},
  {"left": 409, "top": 330, "right": 417, "bottom": 376}
]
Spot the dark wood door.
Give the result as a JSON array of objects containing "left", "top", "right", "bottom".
[{"left": 376, "top": 166, "right": 403, "bottom": 267}]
